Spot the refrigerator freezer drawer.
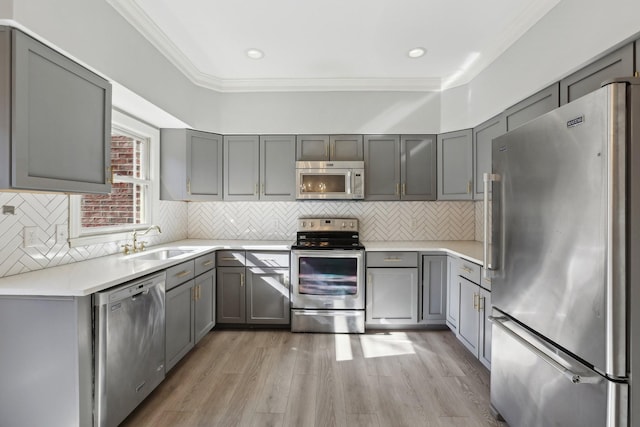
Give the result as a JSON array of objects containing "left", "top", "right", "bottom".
[{"left": 490, "top": 316, "right": 628, "bottom": 427}]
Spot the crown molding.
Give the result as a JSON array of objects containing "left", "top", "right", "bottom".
[{"left": 108, "top": 0, "right": 560, "bottom": 93}]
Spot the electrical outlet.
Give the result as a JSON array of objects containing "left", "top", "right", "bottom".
[
  {"left": 23, "top": 226, "right": 38, "bottom": 247},
  {"left": 56, "top": 224, "right": 68, "bottom": 244}
]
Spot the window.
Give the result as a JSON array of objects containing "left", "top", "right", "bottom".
[{"left": 69, "top": 111, "right": 159, "bottom": 247}]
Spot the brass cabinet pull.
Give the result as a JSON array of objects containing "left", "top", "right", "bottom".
[
  {"left": 479, "top": 295, "right": 485, "bottom": 311},
  {"left": 261, "top": 183, "right": 265, "bottom": 195},
  {"left": 221, "top": 257, "right": 236, "bottom": 261},
  {"left": 402, "top": 183, "right": 406, "bottom": 195},
  {"left": 461, "top": 265, "right": 473, "bottom": 274},
  {"left": 384, "top": 257, "right": 402, "bottom": 262},
  {"left": 395, "top": 183, "right": 400, "bottom": 196},
  {"left": 240, "top": 274, "right": 244, "bottom": 287},
  {"left": 473, "top": 293, "right": 479, "bottom": 310},
  {"left": 254, "top": 183, "right": 259, "bottom": 195},
  {"left": 176, "top": 270, "right": 191, "bottom": 278},
  {"left": 106, "top": 166, "right": 113, "bottom": 184},
  {"left": 187, "top": 179, "right": 191, "bottom": 194},
  {"left": 467, "top": 181, "right": 472, "bottom": 194},
  {"left": 325, "top": 145, "right": 329, "bottom": 158},
  {"left": 202, "top": 260, "right": 214, "bottom": 267}
]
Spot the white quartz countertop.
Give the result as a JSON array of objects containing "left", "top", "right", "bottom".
[{"left": 0, "top": 239, "right": 483, "bottom": 297}]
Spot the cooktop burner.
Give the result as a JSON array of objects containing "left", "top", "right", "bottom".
[{"left": 291, "top": 218, "right": 364, "bottom": 250}]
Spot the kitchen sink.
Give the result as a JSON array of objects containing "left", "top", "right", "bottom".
[{"left": 127, "top": 248, "right": 197, "bottom": 261}]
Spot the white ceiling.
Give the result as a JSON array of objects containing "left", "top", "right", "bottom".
[{"left": 108, "top": 0, "right": 561, "bottom": 92}]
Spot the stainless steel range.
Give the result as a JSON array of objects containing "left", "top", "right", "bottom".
[{"left": 290, "top": 218, "right": 365, "bottom": 333}]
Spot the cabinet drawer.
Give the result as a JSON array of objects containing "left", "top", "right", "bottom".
[
  {"left": 458, "top": 260, "right": 481, "bottom": 285},
  {"left": 367, "top": 251, "right": 418, "bottom": 268},
  {"left": 216, "top": 250, "right": 246, "bottom": 267},
  {"left": 246, "top": 251, "right": 290, "bottom": 267},
  {"left": 166, "top": 260, "right": 195, "bottom": 290},
  {"left": 195, "top": 252, "right": 216, "bottom": 276}
]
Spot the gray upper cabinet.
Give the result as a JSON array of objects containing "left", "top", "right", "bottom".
[
  {"left": 260, "top": 135, "right": 295, "bottom": 200},
  {"left": 364, "top": 135, "right": 401, "bottom": 200},
  {"left": 329, "top": 135, "right": 364, "bottom": 160},
  {"left": 401, "top": 135, "right": 437, "bottom": 201},
  {"left": 296, "top": 135, "right": 330, "bottom": 160},
  {"left": 224, "top": 135, "right": 260, "bottom": 201},
  {"left": 472, "top": 115, "right": 506, "bottom": 200},
  {"left": 160, "top": 129, "right": 223, "bottom": 201},
  {"left": 560, "top": 43, "right": 634, "bottom": 105},
  {"left": 503, "top": 83, "right": 559, "bottom": 132},
  {"left": 296, "top": 134, "right": 363, "bottom": 161},
  {"left": 0, "top": 27, "right": 111, "bottom": 194},
  {"left": 437, "top": 129, "right": 473, "bottom": 200}
]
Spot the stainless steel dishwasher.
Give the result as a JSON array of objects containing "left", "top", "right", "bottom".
[{"left": 94, "top": 272, "right": 166, "bottom": 427}]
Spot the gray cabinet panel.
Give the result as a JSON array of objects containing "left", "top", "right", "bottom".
[
  {"left": 364, "top": 135, "right": 400, "bottom": 200},
  {"left": 401, "top": 134, "right": 437, "bottom": 201},
  {"left": 366, "top": 267, "right": 418, "bottom": 324},
  {"left": 5, "top": 28, "right": 111, "bottom": 193},
  {"left": 189, "top": 131, "right": 223, "bottom": 200},
  {"left": 165, "top": 280, "right": 195, "bottom": 372},
  {"left": 330, "top": 135, "right": 364, "bottom": 160},
  {"left": 194, "top": 269, "right": 215, "bottom": 343},
  {"left": 160, "top": 129, "right": 222, "bottom": 201},
  {"left": 437, "top": 129, "right": 473, "bottom": 200},
  {"left": 246, "top": 267, "right": 290, "bottom": 324},
  {"left": 216, "top": 267, "right": 246, "bottom": 323},
  {"left": 446, "top": 257, "right": 460, "bottom": 331},
  {"left": 421, "top": 255, "right": 447, "bottom": 324},
  {"left": 560, "top": 43, "right": 634, "bottom": 105},
  {"left": 296, "top": 135, "right": 330, "bottom": 160},
  {"left": 479, "top": 287, "right": 492, "bottom": 369},
  {"left": 504, "top": 83, "right": 559, "bottom": 132},
  {"left": 224, "top": 135, "right": 259, "bottom": 201},
  {"left": 260, "top": 135, "right": 295, "bottom": 200},
  {"left": 473, "top": 115, "right": 505, "bottom": 199},
  {"left": 457, "top": 277, "right": 479, "bottom": 356}
]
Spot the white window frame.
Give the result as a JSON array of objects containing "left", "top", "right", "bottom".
[{"left": 69, "top": 110, "right": 160, "bottom": 247}]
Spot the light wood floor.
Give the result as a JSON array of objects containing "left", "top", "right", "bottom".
[{"left": 121, "top": 329, "right": 507, "bottom": 427}]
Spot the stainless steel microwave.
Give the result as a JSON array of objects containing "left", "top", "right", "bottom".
[{"left": 295, "top": 161, "right": 364, "bottom": 200}]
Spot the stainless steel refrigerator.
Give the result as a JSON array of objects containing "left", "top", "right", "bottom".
[{"left": 486, "top": 78, "right": 640, "bottom": 427}]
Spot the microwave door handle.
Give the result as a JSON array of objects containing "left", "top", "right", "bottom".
[{"left": 347, "top": 170, "right": 352, "bottom": 194}]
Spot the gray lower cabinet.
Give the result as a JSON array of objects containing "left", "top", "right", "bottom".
[
  {"left": 503, "top": 83, "right": 559, "bottom": 132},
  {"left": 446, "top": 256, "right": 460, "bottom": 332},
  {"left": 420, "top": 254, "right": 447, "bottom": 325},
  {"left": 437, "top": 129, "right": 473, "bottom": 200},
  {"left": 366, "top": 252, "right": 419, "bottom": 325},
  {"left": 217, "top": 250, "right": 290, "bottom": 325},
  {"left": 0, "top": 295, "right": 93, "bottom": 427},
  {"left": 365, "top": 135, "right": 436, "bottom": 200},
  {"left": 165, "top": 255, "right": 215, "bottom": 372},
  {"left": 160, "top": 129, "right": 223, "bottom": 201},
  {"left": 224, "top": 135, "right": 260, "bottom": 200},
  {"left": 472, "top": 115, "right": 506, "bottom": 200},
  {"left": 246, "top": 267, "right": 290, "bottom": 324},
  {"left": 560, "top": 43, "right": 634, "bottom": 105},
  {"left": 296, "top": 134, "right": 363, "bottom": 161},
  {"left": 0, "top": 27, "right": 112, "bottom": 194},
  {"left": 451, "top": 258, "right": 492, "bottom": 370},
  {"left": 260, "top": 135, "right": 296, "bottom": 200}
]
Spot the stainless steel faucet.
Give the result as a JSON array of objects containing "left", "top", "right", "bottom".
[{"left": 131, "top": 225, "right": 162, "bottom": 253}]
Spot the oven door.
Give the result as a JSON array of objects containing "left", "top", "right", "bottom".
[{"left": 291, "top": 249, "right": 365, "bottom": 309}]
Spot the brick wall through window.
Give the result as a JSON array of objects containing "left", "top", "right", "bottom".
[{"left": 81, "top": 135, "right": 144, "bottom": 228}]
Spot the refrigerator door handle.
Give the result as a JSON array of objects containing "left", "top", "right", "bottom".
[
  {"left": 489, "top": 316, "right": 602, "bottom": 385},
  {"left": 483, "top": 173, "right": 500, "bottom": 276}
]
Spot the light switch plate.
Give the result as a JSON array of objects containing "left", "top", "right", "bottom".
[
  {"left": 23, "top": 226, "right": 38, "bottom": 247},
  {"left": 56, "top": 224, "right": 68, "bottom": 244}
]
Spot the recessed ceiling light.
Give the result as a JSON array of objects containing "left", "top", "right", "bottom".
[
  {"left": 408, "top": 47, "right": 426, "bottom": 59},
  {"left": 246, "top": 48, "right": 264, "bottom": 60}
]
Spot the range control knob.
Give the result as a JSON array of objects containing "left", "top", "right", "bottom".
[{"left": 341, "top": 222, "right": 346, "bottom": 228}]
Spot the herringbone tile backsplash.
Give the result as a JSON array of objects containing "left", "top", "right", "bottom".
[
  {"left": 0, "top": 192, "right": 479, "bottom": 279},
  {"left": 0, "top": 193, "right": 187, "bottom": 278},
  {"left": 189, "top": 200, "right": 476, "bottom": 242}
]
